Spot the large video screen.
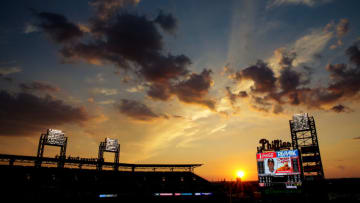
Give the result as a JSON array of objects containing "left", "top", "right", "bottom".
[{"left": 256, "top": 149, "right": 300, "bottom": 176}]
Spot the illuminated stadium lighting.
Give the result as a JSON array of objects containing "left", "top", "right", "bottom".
[
  {"left": 159, "top": 193, "right": 173, "bottom": 196},
  {"left": 155, "top": 192, "right": 211, "bottom": 196},
  {"left": 195, "top": 192, "right": 213, "bottom": 196},
  {"left": 99, "top": 194, "right": 117, "bottom": 198}
]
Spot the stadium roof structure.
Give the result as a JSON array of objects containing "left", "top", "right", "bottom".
[{"left": 0, "top": 154, "right": 202, "bottom": 172}]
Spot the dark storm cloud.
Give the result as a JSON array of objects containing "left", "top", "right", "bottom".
[
  {"left": 154, "top": 10, "right": 178, "bottom": 34},
  {"left": 232, "top": 60, "right": 276, "bottom": 93},
  {"left": 115, "top": 99, "right": 160, "bottom": 121},
  {"left": 36, "top": 7, "right": 216, "bottom": 110},
  {"left": 225, "top": 87, "right": 248, "bottom": 106},
  {"left": 60, "top": 12, "right": 190, "bottom": 84},
  {"left": 272, "top": 104, "right": 283, "bottom": 114},
  {"left": 226, "top": 44, "right": 360, "bottom": 113},
  {"left": 346, "top": 42, "right": 360, "bottom": 66},
  {"left": 0, "top": 90, "right": 90, "bottom": 136},
  {"left": 251, "top": 95, "right": 272, "bottom": 112},
  {"left": 326, "top": 65, "right": 360, "bottom": 98},
  {"left": 239, "top": 91, "right": 248, "bottom": 98},
  {"left": 147, "top": 83, "right": 172, "bottom": 101},
  {"left": 19, "top": 81, "right": 60, "bottom": 92},
  {"left": 278, "top": 68, "right": 301, "bottom": 93},
  {"left": 353, "top": 136, "right": 360, "bottom": 140},
  {"left": 89, "top": 0, "right": 139, "bottom": 20},
  {"left": 139, "top": 54, "right": 190, "bottom": 83},
  {"left": 147, "top": 69, "right": 216, "bottom": 110},
  {"left": 35, "top": 11, "right": 83, "bottom": 43},
  {"left": 331, "top": 104, "right": 352, "bottom": 113},
  {"left": 172, "top": 69, "right": 216, "bottom": 110},
  {"left": 276, "top": 49, "right": 309, "bottom": 93},
  {"left": 279, "top": 51, "right": 296, "bottom": 69},
  {"left": 225, "top": 86, "right": 237, "bottom": 106}
]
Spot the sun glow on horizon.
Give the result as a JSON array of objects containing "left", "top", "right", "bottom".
[{"left": 236, "top": 170, "right": 245, "bottom": 179}]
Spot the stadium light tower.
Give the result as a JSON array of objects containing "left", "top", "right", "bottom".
[
  {"left": 289, "top": 113, "right": 324, "bottom": 180},
  {"left": 36, "top": 129, "right": 68, "bottom": 168},
  {"left": 97, "top": 138, "right": 120, "bottom": 171}
]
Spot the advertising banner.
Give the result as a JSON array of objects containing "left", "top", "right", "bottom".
[{"left": 257, "top": 150, "right": 300, "bottom": 176}]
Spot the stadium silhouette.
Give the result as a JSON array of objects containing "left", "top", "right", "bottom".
[
  {"left": 1, "top": 116, "right": 360, "bottom": 202},
  {"left": 0, "top": 129, "right": 223, "bottom": 202}
]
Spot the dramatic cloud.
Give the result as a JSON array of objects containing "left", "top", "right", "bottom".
[
  {"left": 278, "top": 68, "right": 302, "bottom": 95},
  {"left": 173, "top": 69, "right": 216, "bottom": 110},
  {"left": 231, "top": 60, "right": 276, "bottom": 93},
  {"left": 115, "top": 99, "right": 160, "bottom": 121},
  {"left": 148, "top": 69, "right": 216, "bottom": 110},
  {"left": 36, "top": 7, "right": 216, "bottom": 110},
  {"left": 0, "top": 66, "right": 22, "bottom": 75},
  {"left": 331, "top": 104, "right": 352, "bottom": 113},
  {"left": 226, "top": 41, "right": 360, "bottom": 113},
  {"left": 19, "top": 81, "right": 60, "bottom": 92},
  {"left": 353, "top": 136, "right": 360, "bottom": 140},
  {"left": 336, "top": 19, "right": 350, "bottom": 38},
  {"left": 0, "top": 66, "right": 22, "bottom": 82},
  {"left": 0, "top": 90, "right": 90, "bottom": 136},
  {"left": 346, "top": 42, "right": 360, "bottom": 66},
  {"left": 59, "top": 12, "right": 190, "bottom": 83},
  {"left": 90, "top": 87, "right": 118, "bottom": 96},
  {"left": 89, "top": 0, "right": 140, "bottom": 20},
  {"left": 147, "top": 83, "right": 172, "bottom": 100},
  {"left": 268, "top": 0, "right": 333, "bottom": 8},
  {"left": 126, "top": 84, "right": 144, "bottom": 93},
  {"left": 154, "top": 10, "right": 178, "bottom": 34},
  {"left": 35, "top": 11, "right": 83, "bottom": 43},
  {"left": 292, "top": 28, "right": 333, "bottom": 65},
  {"left": 269, "top": 25, "right": 333, "bottom": 70},
  {"left": 330, "top": 19, "right": 350, "bottom": 49},
  {"left": 225, "top": 86, "right": 247, "bottom": 106},
  {"left": 250, "top": 95, "right": 272, "bottom": 112},
  {"left": 326, "top": 64, "right": 360, "bottom": 97},
  {"left": 86, "top": 73, "right": 105, "bottom": 83},
  {"left": 272, "top": 104, "right": 284, "bottom": 114},
  {"left": 325, "top": 43, "right": 360, "bottom": 99},
  {"left": 98, "top": 99, "right": 115, "bottom": 105},
  {"left": 24, "top": 23, "right": 39, "bottom": 34}
]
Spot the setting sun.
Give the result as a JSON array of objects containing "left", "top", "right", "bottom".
[{"left": 236, "top": 170, "right": 245, "bottom": 179}]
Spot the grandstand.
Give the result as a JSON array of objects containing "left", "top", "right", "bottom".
[{"left": 0, "top": 164, "right": 221, "bottom": 201}]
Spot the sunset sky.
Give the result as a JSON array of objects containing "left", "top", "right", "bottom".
[{"left": 1, "top": 0, "right": 360, "bottom": 181}]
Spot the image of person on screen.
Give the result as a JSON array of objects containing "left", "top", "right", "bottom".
[{"left": 267, "top": 158, "right": 275, "bottom": 174}]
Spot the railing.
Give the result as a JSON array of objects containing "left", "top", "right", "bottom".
[{"left": 0, "top": 153, "right": 202, "bottom": 172}]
